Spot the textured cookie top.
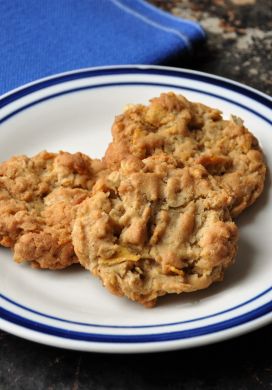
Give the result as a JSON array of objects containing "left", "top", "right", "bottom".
[
  {"left": 0, "top": 151, "right": 106, "bottom": 269},
  {"left": 73, "top": 154, "right": 238, "bottom": 307},
  {"left": 104, "top": 92, "right": 266, "bottom": 217}
]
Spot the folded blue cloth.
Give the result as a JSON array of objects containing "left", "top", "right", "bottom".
[{"left": 0, "top": 0, "right": 205, "bottom": 95}]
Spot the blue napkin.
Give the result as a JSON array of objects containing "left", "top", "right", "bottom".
[{"left": 0, "top": 0, "right": 205, "bottom": 95}]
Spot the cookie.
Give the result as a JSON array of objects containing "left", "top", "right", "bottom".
[
  {"left": 0, "top": 151, "right": 105, "bottom": 269},
  {"left": 73, "top": 154, "right": 238, "bottom": 307},
  {"left": 104, "top": 92, "right": 266, "bottom": 217}
]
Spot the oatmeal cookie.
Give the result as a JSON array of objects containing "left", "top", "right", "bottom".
[
  {"left": 73, "top": 154, "right": 238, "bottom": 307},
  {"left": 0, "top": 151, "right": 105, "bottom": 269},
  {"left": 104, "top": 92, "right": 266, "bottom": 217}
]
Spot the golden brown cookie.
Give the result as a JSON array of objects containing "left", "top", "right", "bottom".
[
  {"left": 73, "top": 154, "right": 238, "bottom": 307},
  {"left": 104, "top": 92, "right": 266, "bottom": 217},
  {"left": 0, "top": 151, "right": 106, "bottom": 269}
]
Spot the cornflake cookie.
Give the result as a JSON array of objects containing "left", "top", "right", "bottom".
[
  {"left": 105, "top": 92, "right": 266, "bottom": 217},
  {"left": 0, "top": 151, "right": 105, "bottom": 269},
  {"left": 73, "top": 154, "right": 238, "bottom": 307}
]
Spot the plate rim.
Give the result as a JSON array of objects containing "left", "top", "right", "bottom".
[
  {"left": 1, "top": 313, "right": 272, "bottom": 354},
  {"left": 1, "top": 64, "right": 271, "bottom": 353},
  {"left": 1, "top": 64, "right": 272, "bottom": 102}
]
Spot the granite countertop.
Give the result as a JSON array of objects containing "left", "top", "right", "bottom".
[
  {"left": 1, "top": 1, "right": 271, "bottom": 389},
  {"left": 151, "top": 0, "right": 272, "bottom": 96}
]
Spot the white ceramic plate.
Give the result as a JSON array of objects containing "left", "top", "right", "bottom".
[{"left": 0, "top": 65, "right": 271, "bottom": 353}]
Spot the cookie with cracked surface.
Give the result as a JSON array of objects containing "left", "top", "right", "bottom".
[
  {"left": 0, "top": 151, "right": 106, "bottom": 269},
  {"left": 73, "top": 154, "right": 238, "bottom": 307},
  {"left": 104, "top": 92, "right": 266, "bottom": 217}
]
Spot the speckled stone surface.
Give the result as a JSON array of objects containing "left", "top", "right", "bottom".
[
  {"left": 1, "top": 1, "right": 271, "bottom": 389},
  {"left": 150, "top": 0, "right": 272, "bottom": 95}
]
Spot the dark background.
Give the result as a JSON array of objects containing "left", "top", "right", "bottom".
[
  {"left": 1, "top": 1, "right": 271, "bottom": 389},
  {"left": 0, "top": 323, "right": 271, "bottom": 389}
]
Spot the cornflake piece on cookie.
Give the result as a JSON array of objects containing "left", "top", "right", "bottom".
[
  {"left": 0, "top": 151, "right": 106, "bottom": 269},
  {"left": 104, "top": 92, "right": 266, "bottom": 217},
  {"left": 73, "top": 154, "right": 238, "bottom": 307}
]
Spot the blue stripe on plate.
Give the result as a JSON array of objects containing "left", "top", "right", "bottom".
[
  {"left": 1, "top": 67, "right": 271, "bottom": 110},
  {"left": 1, "top": 287, "right": 271, "bottom": 329},
  {"left": 1, "top": 82, "right": 271, "bottom": 126},
  {"left": 1, "top": 301, "right": 271, "bottom": 343}
]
